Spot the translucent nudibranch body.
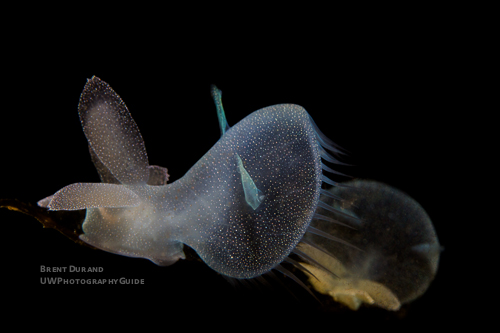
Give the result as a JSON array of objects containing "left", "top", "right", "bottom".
[
  {"left": 301, "top": 179, "right": 441, "bottom": 310},
  {"left": 40, "top": 77, "right": 330, "bottom": 279}
]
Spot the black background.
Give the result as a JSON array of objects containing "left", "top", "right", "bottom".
[{"left": 0, "top": 26, "right": 460, "bottom": 330}]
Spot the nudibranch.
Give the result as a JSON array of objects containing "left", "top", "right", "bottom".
[
  {"left": 300, "top": 180, "right": 441, "bottom": 310},
  {"left": 38, "top": 77, "right": 352, "bottom": 280}
]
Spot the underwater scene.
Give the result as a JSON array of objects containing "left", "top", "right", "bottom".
[{"left": 1, "top": 69, "right": 448, "bottom": 327}]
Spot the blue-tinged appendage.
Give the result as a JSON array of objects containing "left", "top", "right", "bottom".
[
  {"left": 235, "top": 153, "right": 265, "bottom": 210},
  {"left": 211, "top": 85, "right": 264, "bottom": 210},
  {"left": 211, "top": 84, "right": 230, "bottom": 136}
]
